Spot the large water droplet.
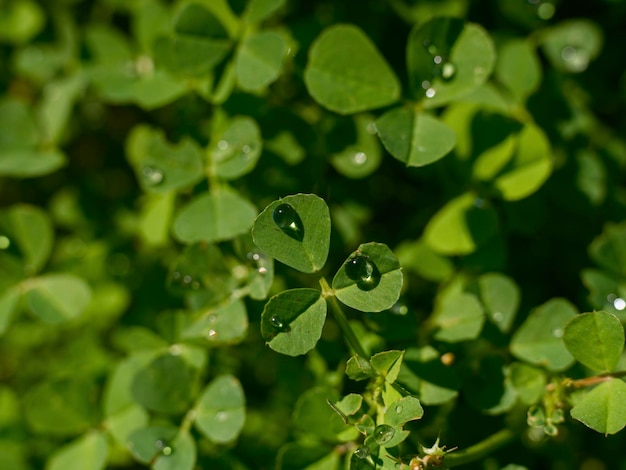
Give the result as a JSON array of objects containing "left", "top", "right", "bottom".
[
  {"left": 373, "top": 424, "right": 395, "bottom": 445},
  {"left": 272, "top": 203, "right": 304, "bottom": 241},
  {"left": 142, "top": 166, "right": 164, "bottom": 187},
  {"left": 345, "top": 253, "right": 381, "bottom": 291},
  {"left": 354, "top": 446, "right": 370, "bottom": 459},
  {"left": 270, "top": 314, "right": 290, "bottom": 332},
  {"left": 155, "top": 439, "right": 173, "bottom": 456}
]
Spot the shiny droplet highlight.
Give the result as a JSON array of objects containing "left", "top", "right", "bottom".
[
  {"left": 270, "top": 314, "right": 290, "bottom": 332},
  {"left": 345, "top": 253, "right": 381, "bottom": 291},
  {"left": 373, "top": 424, "right": 395, "bottom": 445},
  {"left": 142, "top": 166, "right": 165, "bottom": 187},
  {"left": 272, "top": 203, "right": 304, "bottom": 241},
  {"left": 155, "top": 439, "right": 173, "bottom": 456},
  {"left": 354, "top": 446, "right": 370, "bottom": 459}
]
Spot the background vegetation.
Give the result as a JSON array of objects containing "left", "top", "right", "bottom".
[{"left": 1, "top": 0, "right": 626, "bottom": 469}]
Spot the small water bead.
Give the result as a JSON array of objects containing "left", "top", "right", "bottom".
[
  {"left": 208, "top": 314, "right": 217, "bottom": 323},
  {"left": 395, "top": 404, "right": 403, "bottom": 414},
  {"left": 345, "top": 253, "right": 381, "bottom": 291},
  {"left": 169, "top": 344, "right": 182, "bottom": 356},
  {"left": 537, "top": 2, "right": 555, "bottom": 20},
  {"left": 354, "top": 446, "right": 370, "bottom": 460},
  {"left": 270, "top": 314, "right": 290, "bottom": 332},
  {"left": 614, "top": 298, "right": 626, "bottom": 311},
  {"left": 425, "top": 88, "right": 436, "bottom": 98},
  {"left": 217, "top": 140, "right": 229, "bottom": 150},
  {"left": 216, "top": 410, "right": 229, "bottom": 422},
  {"left": 353, "top": 152, "right": 367, "bottom": 165},
  {"left": 155, "top": 439, "right": 173, "bottom": 456},
  {"left": 207, "top": 329, "right": 217, "bottom": 339},
  {"left": 560, "top": 45, "right": 589, "bottom": 72},
  {"left": 433, "top": 55, "right": 443, "bottom": 65},
  {"left": 0, "top": 235, "right": 10, "bottom": 250},
  {"left": 441, "top": 62, "right": 456, "bottom": 81},
  {"left": 258, "top": 267, "right": 268, "bottom": 275},
  {"left": 421, "top": 80, "right": 431, "bottom": 90},
  {"left": 272, "top": 203, "right": 305, "bottom": 242},
  {"left": 142, "top": 166, "right": 164, "bottom": 186},
  {"left": 373, "top": 424, "right": 395, "bottom": 445},
  {"left": 552, "top": 328, "right": 563, "bottom": 338},
  {"left": 242, "top": 144, "right": 251, "bottom": 154}
]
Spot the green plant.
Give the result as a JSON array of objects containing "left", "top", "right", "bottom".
[{"left": 1, "top": 0, "right": 626, "bottom": 469}]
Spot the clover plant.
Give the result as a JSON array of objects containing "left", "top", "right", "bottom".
[{"left": 1, "top": 0, "right": 626, "bottom": 469}]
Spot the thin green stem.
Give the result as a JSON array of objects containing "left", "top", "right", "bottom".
[
  {"left": 444, "top": 428, "right": 515, "bottom": 467},
  {"left": 319, "top": 277, "right": 368, "bottom": 359}
]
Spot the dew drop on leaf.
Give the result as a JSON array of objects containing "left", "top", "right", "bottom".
[
  {"left": 345, "top": 253, "right": 381, "bottom": 291},
  {"left": 354, "top": 446, "right": 370, "bottom": 459},
  {"left": 217, "top": 140, "right": 229, "bottom": 150},
  {"left": 141, "top": 166, "right": 165, "bottom": 186},
  {"left": 270, "top": 314, "right": 290, "bottom": 332},
  {"left": 395, "top": 404, "right": 403, "bottom": 414},
  {"left": 373, "top": 424, "right": 395, "bottom": 445},
  {"left": 441, "top": 62, "right": 456, "bottom": 81},
  {"left": 216, "top": 410, "right": 228, "bottom": 422},
  {"left": 0, "top": 235, "right": 10, "bottom": 249},
  {"left": 433, "top": 55, "right": 443, "bottom": 65},
  {"left": 353, "top": 152, "right": 367, "bottom": 165},
  {"left": 425, "top": 88, "right": 436, "bottom": 98},
  {"left": 207, "top": 329, "right": 217, "bottom": 339},
  {"left": 155, "top": 439, "right": 173, "bottom": 456},
  {"left": 272, "top": 203, "right": 305, "bottom": 241}
]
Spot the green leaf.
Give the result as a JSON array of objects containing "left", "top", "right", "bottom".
[
  {"left": 173, "top": 188, "right": 257, "bottom": 243},
  {"left": 127, "top": 425, "right": 178, "bottom": 464},
  {"left": 365, "top": 423, "right": 409, "bottom": 449},
  {"left": 24, "top": 377, "right": 98, "bottom": 436},
  {"left": 304, "top": 24, "right": 401, "bottom": 114},
  {"left": 397, "top": 346, "right": 459, "bottom": 405},
  {"left": 152, "top": 431, "right": 196, "bottom": 470},
  {"left": 330, "top": 114, "right": 382, "bottom": 179},
  {"left": 331, "top": 393, "right": 363, "bottom": 417},
  {"left": 432, "top": 291, "right": 485, "bottom": 342},
  {"left": 37, "top": 73, "right": 85, "bottom": 145},
  {"left": 236, "top": 31, "right": 286, "bottom": 91},
  {"left": 571, "top": 379, "right": 626, "bottom": 435},
  {"left": 0, "top": 148, "right": 66, "bottom": 178},
  {"left": 494, "top": 124, "right": 553, "bottom": 201},
  {"left": 104, "top": 404, "right": 148, "bottom": 447},
  {"left": 252, "top": 194, "right": 331, "bottom": 273},
  {"left": 472, "top": 135, "right": 517, "bottom": 181},
  {"left": 244, "top": 0, "right": 285, "bottom": 24},
  {"left": 131, "top": 353, "right": 195, "bottom": 414},
  {"left": 333, "top": 242, "right": 403, "bottom": 313},
  {"left": 277, "top": 443, "right": 338, "bottom": 470},
  {"left": 181, "top": 299, "right": 248, "bottom": 345},
  {"left": 210, "top": 116, "right": 262, "bottom": 180},
  {"left": 395, "top": 240, "right": 454, "bottom": 282},
  {"left": 510, "top": 298, "right": 577, "bottom": 371},
  {"left": 0, "top": 0, "right": 45, "bottom": 44},
  {"left": 104, "top": 353, "right": 158, "bottom": 416},
  {"left": 370, "top": 350, "right": 404, "bottom": 383},
  {"left": 462, "top": 357, "right": 517, "bottom": 415},
  {"left": 26, "top": 274, "right": 92, "bottom": 324},
  {"left": 540, "top": 19, "right": 603, "bottom": 73},
  {"left": 0, "top": 287, "right": 20, "bottom": 335},
  {"left": 194, "top": 375, "right": 245, "bottom": 444},
  {"left": 126, "top": 125, "right": 204, "bottom": 193},
  {"left": 478, "top": 272, "right": 520, "bottom": 333},
  {"left": 0, "top": 204, "right": 53, "bottom": 275},
  {"left": 589, "top": 222, "right": 626, "bottom": 277},
  {"left": 509, "top": 362, "right": 546, "bottom": 405},
  {"left": 406, "top": 18, "right": 495, "bottom": 107},
  {"left": 47, "top": 432, "right": 108, "bottom": 470},
  {"left": 495, "top": 39, "right": 541, "bottom": 102},
  {"left": 375, "top": 107, "right": 456, "bottom": 167},
  {"left": 260, "top": 288, "right": 327, "bottom": 356},
  {"left": 345, "top": 355, "right": 376, "bottom": 381},
  {"left": 153, "top": 3, "right": 233, "bottom": 77},
  {"left": 138, "top": 192, "right": 176, "bottom": 246},
  {"left": 563, "top": 311, "right": 624, "bottom": 373},
  {"left": 384, "top": 395, "right": 423, "bottom": 426},
  {"left": 423, "top": 192, "right": 498, "bottom": 255},
  {"left": 293, "top": 387, "right": 356, "bottom": 442}
]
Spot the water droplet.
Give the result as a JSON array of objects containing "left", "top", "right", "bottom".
[
  {"left": 543, "top": 422, "right": 558, "bottom": 436},
  {"left": 207, "top": 329, "right": 217, "bottom": 339},
  {"left": 217, "top": 140, "right": 229, "bottom": 150},
  {"left": 258, "top": 267, "right": 268, "bottom": 275},
  {"left": 142, "top": 166, "right": 164, "bottom": 186},
  {"left": 216, "top": 410, "right": 228, "bottom": 422},
  {"left": 208, "top": 314, "right": 217, "bottom": 323},
  {"left": 345, "top": 253, "right": 381, "bottom": 291},
  {"left": 423, "top": 41, "right": 438, "bottom": 56},
  {"left": 373, "top": 424, "right": 395, "bottom": 445},
  {"left": 614, "top": 298, "right": 626, "bottom": 311},
  {"left": 155, "top": 439, "right": 173, "bottom": 456},
  {"left": 366, "top": 122, "right": 377, "bottom": 135},
  {"left": 552, "top": 328, "right": 563, "bottom": 338},
  {"left": 183, "top": 275, "right": 192, "bottom": 285},
  {"left": 0, "top": 235, "right": 10, "bottom": 250},
  {"left": 390, "top": 302, "right": 408, "bottom": 315},
  {"left": 395, "top": 405, "right": 403, "bottom": 414},
  {"left": 270, "top": 314, "right": 290, "bottom": 332},
  {"left": 492, "top": 311, "right": 504, "bottom": 322},
  {"left": 425, "top": 88, "right": 436, "bottom": 98},
  {"left": 354, "top": 446, "right": 370, "bottom": 459},
  {"left": 608, "top": 293, "right": 617, "bottom": 302},
  {"left": 441, "top": 62, "right": 456, "bottom": 81},
  {"left": 433, "top": 55, "right": 443, "bottom": 65},
  {"left": 172, "top": 271, "right": 181, "bottom": 280},
  {"left": 272, "top": 203, "right": 304, "bottom": 241},
  {"left": 242, "top": 144, "right": 251, "bottom": 154},
  {"left": 353, "top": 152, "right": 367, "bottom": 165},
  {"left": 560, "top": 45, "right": 589, "bottom": 72},
  {"left": 537, "top": 2, "right": 555, "bottom": 19},
  {"left": 421, "top": 80, "right": 431, "bottom": 90},
  {"left": 169, "top": 344, "right": 182, "bottom": 355}
]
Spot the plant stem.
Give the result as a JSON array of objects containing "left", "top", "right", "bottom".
[
  {"left": 319, "top": 277, "right": 368, "bottom": 359},
  {"left": 444, "top": 428, "right": 515, "bottom": 467}
]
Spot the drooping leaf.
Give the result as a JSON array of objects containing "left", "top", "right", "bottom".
[
  {"left": 236, "top": 31, "right": 286, "bottom": 91},
  {"left": 375, "top": 107, "right": 456, "bottom": 167},
  {"left": 26, "top": 274, "right": 92, "bottom": 324},
  {"left": 333, "top": 242, "right": 402, "bottom": 313},
  {"left": 563, "top": 311, "right": 624, "bottom": 373},
  {"left": 194, "top": 375, "right": 245, "bottom": 444},
  {"left": 252, "top": 194, "right": 330, "bottom": 273},
  {"left": 571, "top": 379, "right": 626, "bottom": 435},
  {"left": 304, "top": 24, "right": 401, "bottom": 114},
  {"left": 510, "top": 298, "right": 577, "bottom": 371},
  {"left": 260, "top": 288, "right": 327, "bottom": 356},
  {"left": 46, "top": 431, "right": 108, "bottom": 470},
  {"left": 173, "top": 188, "right": 257, "bottom": 243}
]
